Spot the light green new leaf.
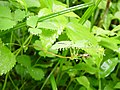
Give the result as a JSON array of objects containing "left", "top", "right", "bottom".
[
  {"left": 100, "top": 58, "right": 118, "bottom": 78},
  {"left": 25, "top": 0, "right": 40, "bottom": 7},
  {"left": 98, "top": 37, "right": 120, "bottom": 52},
  {"left": 51, "top": 40, "right": 91, "bottom": 50},
  {"left": 92, "top": 26, "right": 116, "bottom": 36},
  {"left": 114, "top": 11, "right": 120, "bottom": 20},
  {"left": 112, "top": 25, "right": 120, "bottom": 32},
  {"left": 66, "top": 22, "right": 98, "bottom": 46},
  {"left": 0, "top": 18, "right": 16, "bottom": 30},
  {"left": 37, "top": 21, "right": 61, "bottom": 30},
  {"left": 27, "top": 16, "right": 38, "bottom": 28},
  {"left": 40, "top": 0, "right": 54, "bottom": 10},
  {"left": 0, "top": 44, "right": 16, "bottom": 75},
  {"left": 40, "top": 30, "right": 59, "bottom": 49},
  {"left": 0, "top": 6, "right": 12, "bottom": 19},
  {"left": 76, "top": 76, "right": 91, "bottom": 89},
  {"left": 38, "top": 8, "right": 52, "bottom": 17},
  {"left": 28, "top": 28, "right": 42, "bottom": 35},
  {"left": 28, "top": 67, "right": 44, "bottom": 80},
  {"left": 17, "top": 55, "right": 31, "bottom": 68},
  {"left": 114, "top": 82, "right": 120, "bottom": 89},
  {"left": 13, "top": 9, "right": 26, "bottom": 21}
]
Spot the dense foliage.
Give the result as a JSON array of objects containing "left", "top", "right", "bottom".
[{"left": 0, "top": 0, "right": 120, "bottom": 90}]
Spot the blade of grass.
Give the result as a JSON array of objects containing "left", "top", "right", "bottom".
[
  {"left": 50, "top": 74, "right": 58, "bottom": 90},
  {"left": 38, "top": 2, "right": 94, "bottom": 22},
  {"left": 79, "top": 0, "right": 102, "bottom": 24},
  {"left": 40, "top": 60, "right": 60, "bottom": 90}
]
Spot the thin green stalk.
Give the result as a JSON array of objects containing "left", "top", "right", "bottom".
[
  {"left": 2, "top": 73, "right": 9, "bottom": 90},
  {"left": 40, "top": 60, "right": 60, "bottom": 90},
  {"left": 14, "top": 34, "right": 32, "bottom": 56},
  {"left": 98, "top": 68, "right": 101, "bottom": 90},
  {"left": 0, "top": 22, "right": 26, "bottom": 37},
  {"left": 56, "top": 50, "right": 68, "bottom": 84},
  {"left": 79, "top": 0, "right": 102, "bottom": 24},
  {"left": 50, "top": 74, "right": 58, "bottom": 90},
  {"left": 9, "top": 75, "right": 19, "bottom": 90},
  {"left": 38, "top": 2, "right": 94, "bottom": 22}
]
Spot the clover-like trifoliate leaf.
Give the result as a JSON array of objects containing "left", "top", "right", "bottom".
[
  {"left": 0, "top": 44, "right": 16, "bottom": 75},
  {"left": 28, "top": 67, "right": 44, "bottom": 80},
  {"left": 27, "top": 16, "right": 38, "bottom": 28}
]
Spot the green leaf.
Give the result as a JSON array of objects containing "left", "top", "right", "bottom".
[
  {"left": 38, "top": 8, "right": 52, "bottom": 17},
  {"left": 66, "top": 22, "right": 98, "bottom": 46},
  {"left": 17, "top": 55, "right": 31, "bottom": 68},
  {"left": 112, "top": 25, "right": 120, "bottom": 32},
  {"left": 103, "top": 14, "right": 113, "bottom": 30},
  {"left": 100, "top": 58, "right": 118, "bottom": 78},
  {"left": 0, "top": 6, "right": 12, "bottom": 19},
  {"left": 114, "top": 11, "right": 120, "bottom": 20},
  {"left": 51, "top": 41, "right": 72, "bottom": 50},
  {"left": 33, "top": 40, "right": 42, "bottom": 50},
  {"left": 28, "top": 67, "right": 44, "bottom": 80},
  {"left": 74, "top": 63, "right": 97, "bottom": 74},
  {"left": 51, "top": 40, "right": 91, "bottom": 50},
  {"left": 98, "top": 37, "right": 120, "bottom": 52},
  {"left": 13, "top": 9, "right": 26, "bottom": 21},
  {"left": 37, "top": 21, "right": 61, "bottom": 30},
  {"left": 40, "top": 30, "right": 58, "bottom": 49},
  {"left": 0, "top": 18, "right": 16, "bottom": 30},
  {"left": 114, "top": 82, "right": 120, "bottom": 89},
  {"left": 28, "top": 28, "right": 42, "bottom": 35},
  {"left": 25, "top": 0, "right": 40, "bottom": 7},
  {"left": 15, "top": 64, "right": 29, "bottom": 78},
  {"left": 98, "top": 0, "right": 107, "bottom": 10},
  {"left": 27, "top": 16, "right": 38, "bottom": 28},
  {"left": 92, "top": 26, "right": 116, "bottom": 36},
  {"left": 0, "top": 44, "right": 16, "bottom": 75},
  {"left": 76, "top": 76, "right": 91, "bottom": 89}
]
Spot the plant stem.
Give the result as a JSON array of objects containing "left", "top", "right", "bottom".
[
  {"left": 9, "top": 75, "right": 19, "bottom": 90},
  {"left": 2, "top": 73, "right": 9, "bottom": 90},
  {"left": 79, "top": 0, "right": 102, "bottom": 24},
  {"left": 40, "top": 60, "right": 60, "bottom": 90},
  {"left": 38, "top": 2, "right": 94, "bottom": 22},
  {"left": 98, "top": 0, "right": 111, "bottom": 27},
  {"left": 50, "top": 74, "right": 58, "bottom": 90}
]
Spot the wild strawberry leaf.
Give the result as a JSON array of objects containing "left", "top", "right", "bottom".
[
  {"left": 0, "top": 18, "right": 16, "bottom": 30},
  {"left": 28, "top": 67, "right": 44, "bottom": 81},
  {"left": 0, "top": 6, "right": 12, "bottom": 19},
  {"left": 28, "top": 28, "right": 42, "bottom": 35},
  {"left": 0, "top": 44, "right": 16, "bottom": 75},
  {"left": 27, "top": 16, "right": 38, "bottom": 28},
  {"left": 13, "top": 9, "right": 26, "bottom": 22},
  {"left": 66, "top": 22, "right": 98, "bottom": 46}
]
